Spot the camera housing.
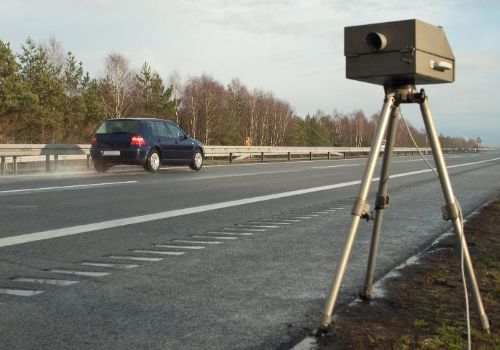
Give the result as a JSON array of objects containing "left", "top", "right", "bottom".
[{"left": 344, "top": 19, "right": 455, "bottom": 86}]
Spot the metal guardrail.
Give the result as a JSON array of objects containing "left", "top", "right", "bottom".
[{"left": 0, "top": 144, "right": 490, "bottom": 175}]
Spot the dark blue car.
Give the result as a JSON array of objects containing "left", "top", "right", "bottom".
[{"left": 90, "top": 118, "right": 204, "bottom": 173}]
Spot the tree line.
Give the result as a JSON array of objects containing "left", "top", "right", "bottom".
[{"left": 0, "top": 37, "right": 476, "bottom": 148}]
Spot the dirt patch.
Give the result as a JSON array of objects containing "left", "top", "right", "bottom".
[{"left": 317, "top": 198, "right": 500, "bottom": 349}]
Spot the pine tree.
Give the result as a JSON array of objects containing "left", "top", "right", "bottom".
[
  {"left": 135, "top": 62, "right": 177, "bottom": 119},
  {"left": 18, "top": 38, "right": 65, "bottom": 143},
  {"left": 0, "top": 39, "right": 37, "bottom": 142},
  {"left": 82, "top": 73, "right": 107, "bottom": 139},
  {"left": 62, "top": 51, "right": 86, "bottom": 142}
]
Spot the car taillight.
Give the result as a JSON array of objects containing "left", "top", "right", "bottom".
[
  {"left": 130, "top": 135, "right": 146, "bottom": 146},
  {"left": 91, "top": 136, "right": 98, "bottom": 145}
]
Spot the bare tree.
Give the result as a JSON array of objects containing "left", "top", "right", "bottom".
[
  {"left": 101, "top": 53, "right": 135, "bottom": 118},
  {"left": 168, "top": 70, "right": 182, "bottom": 125},
  {"left": 45, "top": 37, "right": 65, "bottom": 74},
  {"left": 181, "top": 76, "right": 201, "bottom": 138}
]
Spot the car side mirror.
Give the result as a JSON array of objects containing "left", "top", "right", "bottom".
[{"left": 185, "top": 133, "right": 191, "bottom": 139}]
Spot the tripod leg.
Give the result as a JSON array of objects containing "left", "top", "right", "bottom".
[
  {"left": 319, "top": 93, "right": 396, "bottom": 329},
  {"left": 360, "top": 106, "right": 400, "bottom": 300},
  {"left": 420, "top": 92, "right": 490, "bottom": 333}
]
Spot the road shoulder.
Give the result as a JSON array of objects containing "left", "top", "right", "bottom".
[{"left": 294, "top": 196, "right": 500, "bottom": 349}]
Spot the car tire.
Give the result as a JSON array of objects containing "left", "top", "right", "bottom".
[
  {"left": 190, "top": 149, "right": 203, "bottom": 171},
  {"left": 94, "top": 160, "right": 109, "bottom": 173},
  {"left": 144, "top": 149, "right": 161, "bottom": 173}
]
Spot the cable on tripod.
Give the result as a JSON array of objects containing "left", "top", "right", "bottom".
[{"left": 399, "top": 110, "right": 472, "bottom": 350}]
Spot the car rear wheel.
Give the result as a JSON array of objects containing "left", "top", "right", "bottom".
[
  {"left": 190, "top": 149, "right": 203, "bottom": 171},
  {"left": 94, "top": 160, "right": 109, "bottom": 173},
  {"left": 144, "top": 149, "right": 160, "bottom": 173}
]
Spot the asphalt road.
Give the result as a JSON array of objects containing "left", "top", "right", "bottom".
[{"left": 0, "top": 151, "right": 499, "bottom": 349}]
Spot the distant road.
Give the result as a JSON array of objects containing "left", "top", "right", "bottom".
[{"left": 0, "top": 151, "right": 499, "bottom": 349}]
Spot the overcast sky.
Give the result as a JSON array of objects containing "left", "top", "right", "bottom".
[{"left": 1, "top": 0, "right": 499, "bottom": 145}]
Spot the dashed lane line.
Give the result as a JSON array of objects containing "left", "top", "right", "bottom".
[
  {"left": 153, "top": 244, "right": 205, "bottom": 250},
  {"left": 173, "top": 240, "right": 222, "bottom": 245},
  {"left": 132, "top": 250, "right": 185, "bottom": 256},
  {"left": 11, "top": 277, "right": 79, "bottom": 286},
  {"left": 247, "top": 221, "right": 291, "bottom": 225},
  {"left": 237, "top": 224, "right": 280, "bottom": 228},
  {"left": 108, "top": 255, "right": 163, "bottom": 262},
  {"left": 207, "top": 231, "right": 253, "bottom": 236},
  {"left": 192, "top": 235, "right": 238, "bottom": 240},
  {"left": 223, "top": 227, "right": 266, "bottom": 232},
  {"left": 81, "top": 262, "right": 139, "bottom": 269},
  {"left": 48, "top": 269, "right": 110, "bottom": 277},
  {"left": 0, "top": 288, "right": 44, "bottom": 296}
]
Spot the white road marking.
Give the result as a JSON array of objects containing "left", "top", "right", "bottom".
[
  {"left": 192, "top": 235, "right": 238, "bottom": 240},
  {"left": 153, "top": 244, "right": 205, "bottom": 250},
  {"left": 270, "top": 218, "right": 300, "bottom": 222},
  {"left": 108, "top": 255, "right": 163, "bottom": 262},
  {"left": 49, "top": 269, "right": 110, "bottom": 277},
  {"left": 236, "top": 224, "right": 279, "bottom": 228},
  {"left": 132, "top": 250, "right": 185, "bottom": 256},
  {"left": 289, "top": 213, "right": 320, "bottom": 217},
  {"left": 207, "top": 231, "right": 253, "bottom": 236},
  {"left": 0, "top": 288, "right": 44, "bottom": 296},
  {"left": 274, "top": 214, "right": 311, "bottom": 219},
  {"left": 0, "top": 180, "right": 138, "bottom": 195},
  {"left": 392, "top": 159, "right": 425, "bottom": 163},
  {"left": 7, "top": 205, "right": 38, "bottom": 209},
  {"left": 247, "top": 221, "right": 291, "bottom": 225},
  {"left": 203, "top": 162, "right": 270, "bottom": 168},
  {"left": 81, "top": 262, "right": 139, "bottom": 269},
  {"left": 173, "top": 240, "right": 222, "bottom": 245},
  {"left": 223, "top": 227, "right": 266, "bottom": 232},
  {"left": 312, "top": 164, "right": 362, "bottom": 169},
  {"left": 11, "top": 277, "right": 79, "bottom": 286},
  {"left": 1, "top": 156, "right": 498, "bottom": 248}
]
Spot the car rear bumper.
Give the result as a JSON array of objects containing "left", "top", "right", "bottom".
[{"left": 90, "top": 147, "right": 149, "bottom": 165}]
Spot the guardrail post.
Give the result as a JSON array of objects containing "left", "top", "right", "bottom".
[
  {"left": 309, "top": 152, "right": 312, "bottom": 160},
  {"left": 327, "top": 152, "right": 331, "bottom": 160},
  {"left": 261, "top": 152, "right": 264, "bottom": 163},
  {"left": 54, "top": 155, "right": 59, "bottom": 170},
  {"left": 287, "top": 152, "right": 291, "bottom": 161},
  {"left": 343, "top": 152, "right": 347, "bottom": 159},
  {"left": 1, "top": 156, "right": 5, "bottom": 174},
  {"left": 46, "top": 155, "right": 50, "bottom": 171},
  {"left": 86, "top": 154, "right": 91, "bottom": 168},
  {"left": 13, "top": 156, "right": 18, "bottom": 174},
  {"left": 229, "top": 153, "right": 233, "bottom": 164}
]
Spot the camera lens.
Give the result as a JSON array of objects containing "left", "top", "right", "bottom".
[{"left": 366, "top": 32, "right": 387, "bottom": 51}]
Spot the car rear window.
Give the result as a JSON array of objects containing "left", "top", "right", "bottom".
[{"left": 95, "top": 120, "right": 139, "bottom": 134}]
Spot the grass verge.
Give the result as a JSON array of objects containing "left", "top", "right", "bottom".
[{"left": 317, "top": 198, "right": 500, "bottom": 349}]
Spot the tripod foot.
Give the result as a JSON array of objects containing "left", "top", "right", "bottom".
[
  {"left": 314, "top": 323, "right": 335, "bottom": 337},
  {"left": 359, "top": 287, "right": 372, "bottom": 301}
]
